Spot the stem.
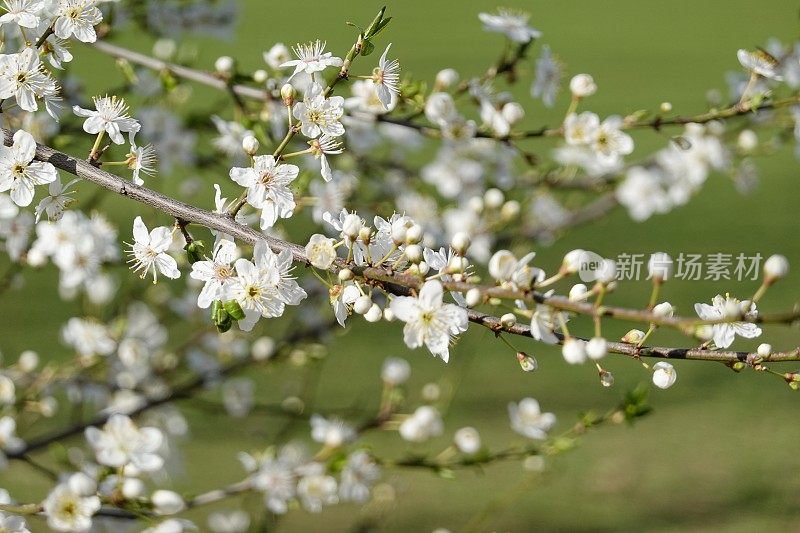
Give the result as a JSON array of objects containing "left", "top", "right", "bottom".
[{"left": 89, "top": 131, "right": 106, "bottom": 162}]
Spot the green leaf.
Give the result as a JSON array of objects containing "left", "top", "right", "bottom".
[
  {"left": 360, "top": 39, "right": 375, "bottom": 57},
  {"left": 184, "top": 240, "right": 205, "bottom": 264},
  {"left": 364, "top": 6, "right": 387, "bottom": 37},
  {"left": 370, "top": 17, "right": 393, "bottom": 38},
  {"left": 223, "top": 300, "right": 246, "bottom": 321}
]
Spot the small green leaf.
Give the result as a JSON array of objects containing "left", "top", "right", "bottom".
[
  {"left": 360, "top": 39, "right": 375, "bottom": 57},
  {"left": 184, "top": 240, "right": 205, "bottom": 264},
  {"left": 223, "top": 300, "right": 246, "bottom": 321}
]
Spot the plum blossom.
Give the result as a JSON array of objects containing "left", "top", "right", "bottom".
[
  {"left": 126, "top": 216, "right": 181, "bottom": 282},
  {"left": 293, "top": 83, "right": 345, "bottom": 139},
  {"left": 190, "top": 238, "right": 238, "bottom": 308},
  {"left": 694, "top": 294, "right": 762, "bottom": 348},
  {"left": 84, "top": 414, "right": 165, "bottom": 471},
  {"left": 0, "top": 129, "right": 57, "bottom": 206},
  {"left": 0, "top": 47, "right": 60, "bottom": 117},
  {"left": 280, "top": 40, "right": 343, "bottom": 81},
  {"left": 230, "top": 240, "right": 307, "bottom": 331},
  {"left": 508, "top": 398, "right": 556, "bottom": 440},
  {"left": 389, "top": 279, "right": 468, "bottom": 362},
  {"left": 54, "top": 0, "right": 103, "bottom": 43},
  {"left": 73, "top": 95, "right": 141, "bottom": 145},
  {"left": 0, "top": 0, "right": 44, "bottom": 28},
  {"left": 478, "top": 8, "right": 541, "bottom": 42},
  {"left": 229, "top": 155, "right": 299, "bottom": 229},
  {"left": 43, "top": 483, "right": 101, "bottom": 532}
]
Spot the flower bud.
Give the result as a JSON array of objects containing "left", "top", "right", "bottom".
[
  {"left": 405, "top": 224, "right": 423, "bottom": 244},
  {"left": 421, "top": 382, "right": 440, "bottom": 402},
  {"left": 383, "top": 307, "right": 395, "bottom": 321},
  {"left": 252, "top": 336, "right": 275, "bottom": 361},
  {"left": 338, "top": 268, "right": 353, "bottom": 282},
  {"left": 453, "top": 427, "right": 481, "bottom": 454},
  {"left": 569, "top": 74, "right": 597, "bottom": 98},
  {"left": 342, "top": 214, "right": 363, "bottom": 240},
  {"left": 152, "top": 490, "right": 186, "bottom": 515},
  {"left": 660, "top": 101, "right": 673, "bottom": 113},
  {"left": 214, "top": 56, "right": 234, "bottom": 74},
  {"left": 280, "top": 83, "right": 296, "bottom": 106},
  {"left": 451, "top": 232, "right": 471, "bottom": 255},
  {"left": 305, "top": 234, "right": 336, "bottom": 269},
  {"left": 517, "top": 351, "right": 538, "bottom": 372},
  {"left": 622, "top": 329, "right": 645, "bottom": 344},
  {"left": 121, "top": 478, "right": 145, "bottom": 499},
  {"left": 757, "top": 343, "right": 772, "bottom": 357},
  {"left": 391, "top": 223, "right": 407, "bottom": 245},
  {"left": 737, "top": 129, "right": 758, "bottom": 152},
  {"left": 501, "top": 200, "right": 520, "bottom": 220},
  {"left": 18, "top": 350, "right": 38, "bottom": 372},
  {"left": 562, "top": 338, "right": 587, "bottom": 365},
  {"left": 596, "top": 259, "right": 617, "bottom": 284},
  {"left": 647, "top": 252, "right": 673, "bottom": 282},
  {"left": 467, "top": 196, "right": 484, "bottom": 213},
  {"left": 253, "top": 69, "right": 268, "bottom": 83},
  {"left": 381, "top": 357, "right": 410, "bottom": 385},
  {"left": 568, "top": 283, "right": 588, "bottom": 301},
  {"left": 364, "top": 303, "right": 383, "bottom": 322},
  {"left": 435, "top": 68, "right": 459, "bottom": 90},
  {"left": 417, "top": 261, "right": 430, "bottom": 276},
  {"left": 586, "top": 337, "right": 607, "bottom": 360},
  {"left": 242, "top": 135, "right": 260, "bottom": 156},
  {"left": 500, "top": 313, "right": 516, "bottom": 328},
  {"left": 404, "top": 244, "right": 422, "bottom": 264},
  {"left": 562, "top": 249, "right": 585, "bottom": 274},
  {"left": 501, "top": 102, "right": 525, "bottom": 125},
  {"left": 152, "top": 38, "right": 177, "bottom": 61},
  {"left": 358, "top": 226, "right": 372, "bottom": 245},
  {"left": 465, "top": 288, "right": 481, "bottom": 307},
  {"left": 764, "top": 254, "right": 789, "bottom": 283},
  {"left": 424, "top": 92, "right": 458, "bottom": 125},
  {"left": 484, "top": 188, "right": 504, "bottom": 209},
  {"left": 652, "top": 302, "right": 674, "bottom": 318},
  {"left": 354, "top": 295, "right": 372, "bottom": 315},
  {"left": 652, "top": 361, "right": 677, "bottom": 389}
]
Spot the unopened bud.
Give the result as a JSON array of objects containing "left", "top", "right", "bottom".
[
  {"left": 405, "top": 224, "right": 423, "bottom": 244},
  {"left": 242, "top": 135, "right": 259, "bottom": 156},
  {"left": 569, "top": 283, "right": 588, "bottom": 301},
  {"left": 214, "top": 55, "right": 234, "bottom": 75},
  {"left": 281, "top": 83, "right": 296, "bottom": 106},
  {"left": 586, "top": 337, "right": 608, "bottom": 360},
  {"left": 338, "top": 268, "right": 353, "bottom": 282},
  {"left": 358, "top": 226, "right": 372, "bottom": 245},
  {"left": 757, "top": 343, "right": 772, "bottom": 357},
  {"left": 354, "top": 295, "right": 372, "bottom": 315},
  {"left": 484, "top": 188, "right": 504, "bottom": 209},
  {"left": 500, "top": 313, "right": 516, "bottom": 328},
  {"left": 764, "top": 254, "right": 789, "bottom": 283},
  {"left": 622, "top": 329, "right": 645, "bottom": 344},
  {"left": 660, "top": 101, "right": 673, "bottom": 113},
  {"left": 465, "top": 288, "right": 481, "bottom": 307},
  {"left": 517, "top": 351, "right": 538, "bottom": 372},
  {"left": 501, "top": 200, "right": 520, "bottom": 220},
  {"left": 404, "top": 244, "right": 423, "bottom": 264},
  {"left": 364, "top": 303, "right": 382, "bottom": 322},
  {"left": 451, "top": 232, "right": 471, "bottom": 255},
  {"left": 435, "top": 68, "right": 459, "bottom": 90},
  {"left": 253, "top": 69, "right": 268, "bottom": 83}
]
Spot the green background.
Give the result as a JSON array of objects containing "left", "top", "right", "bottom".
[{"left": 4, "top": 1, "right": 800, "bottom": 531}]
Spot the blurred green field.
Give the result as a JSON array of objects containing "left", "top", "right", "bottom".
[{"left": 3, "top": 1, "right": 800, "bottom": 531}]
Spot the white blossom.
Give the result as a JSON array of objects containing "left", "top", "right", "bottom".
[
  {"left": 0, "top": 47, "right": 60, "bottom": 116},
  {"left": 389, "top": 279, "right": 468, "bottom": 362},
  {"left": 478, "top": 8, "right": 541, "bottom": 43},
  {"left": 73, "top": 95, "right": 141, "bottom": 145},
  {"left": 190, "top": 238, "right": 238, "bottom": 308},
  {"left": 127, "top": 216, "right": 180, "bottom": 282},
  {"left": 280, "top": 40, "right": 343, "bottom": 81},
  {"left": 694, "top": 294, "right": 762, "bottom": 348},
  {"left": 293, "top": 83, "right": 345, "bottom": 139},
  {"left": 54, "top": 0, "right": 103, "bottom": 42},
  {"left": 652, "top": 361, "right": 677, "bottom": 389},
  {"left": 43, "top": 483, "right": 100, "bottom": 532},
  {"left": 230, "top": 240, "right": 307, "bottom": 331},
  {"left": 310, "top": 414, "right": 355, "bottom": 448},
  {"left": 229, "top": 155, "right": 299, "bottom": 229},
  {"left": 508, "top": 398, "right": 556, "bottom": 440},
  {"left": 85, "top": 414, "right": 164, "bottom": 471},
  {"left": 0, "top": 129, "right": 57, "bottom": 206},
  {"left": 0, "top": 0, "right": 44, "bottom": 28}
]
